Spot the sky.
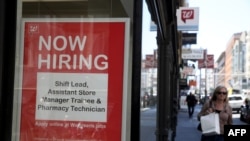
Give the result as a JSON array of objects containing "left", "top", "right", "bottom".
[
  {"left": 141, "top": 1, "right": 157, "bottom": 59},
  {"left": 142, "top": 0, "right": 250, "bottom": 61}
]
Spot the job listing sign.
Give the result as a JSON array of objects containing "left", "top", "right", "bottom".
[{"left": 19, "top": 18, "right": 130, "bottom": 141}]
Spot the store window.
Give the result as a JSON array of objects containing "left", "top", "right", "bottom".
[{"left": 12, "top": 0, "right": 134, "bottom": 140}]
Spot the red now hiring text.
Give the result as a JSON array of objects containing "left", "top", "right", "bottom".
[{"left": 37, "top": 35, "right": 108, "bottom": 70}]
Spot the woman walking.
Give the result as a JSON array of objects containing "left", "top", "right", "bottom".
[{"left": 197, "top": 85, "right": 233, "bottom": 141}]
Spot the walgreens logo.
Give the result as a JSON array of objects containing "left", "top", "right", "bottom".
[{"left": 181, "top": 9, "right": 194, "bottom": 23}]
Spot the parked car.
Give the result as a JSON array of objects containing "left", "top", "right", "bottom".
[
  {"left": 228, "top": 94, "right": 245, "bottom": 113},
  {"left": 240, "top": 104, "right": 250, "bottom": 124}
]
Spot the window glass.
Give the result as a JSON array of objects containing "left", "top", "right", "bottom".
[{"left": 12, "top": 0, "right": 133, "bottom": 140}]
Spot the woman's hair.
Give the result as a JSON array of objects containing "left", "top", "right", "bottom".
[{"left": 210, "top": 85, "right": 228, "bottom": 102}]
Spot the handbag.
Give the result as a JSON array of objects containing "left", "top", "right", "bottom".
[
  {"left": 197, "top": 122, "right": 202, "bottom": 131},
  {"left": 200, "top": 112, "right": 220, "bottom": 136}
]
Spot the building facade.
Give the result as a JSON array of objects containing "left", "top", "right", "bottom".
[
  {"left": 215, "top": 52, "right": 226, "bottom": 87},
  {"left": 224, "top": 33, "right": 241, "bottom": 91}
]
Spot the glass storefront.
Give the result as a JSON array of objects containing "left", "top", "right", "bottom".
[
  {"left": 8, "top": 0, "right": 136, "bottom": 140},
  {"left": 2, "top": 1, "right": 181, "bottom": 141}
]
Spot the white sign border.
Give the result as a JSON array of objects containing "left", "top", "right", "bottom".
[{"left": 14, "top": 18, "right": 131, "bottom": 141}]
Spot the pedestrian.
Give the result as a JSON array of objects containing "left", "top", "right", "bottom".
[
  {"left": 142, "top": 92, "right": 149, "bottom": 108},
  {"left": 244, "top": 98, "right": 249, "bottom": 109},
  {"left": 186, "top": 92, "right": 197, "bottom": 118},
  {"left": 197, "top": 85, "right": 233, "bottom": 141}
]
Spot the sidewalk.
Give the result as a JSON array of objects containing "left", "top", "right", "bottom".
[{"left": 175, "top": 105, "right": 202, "bottom": 141}]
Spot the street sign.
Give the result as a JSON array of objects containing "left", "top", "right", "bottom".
[
  {"left": 198, "top": 54, "right": 214, "bottom": 69},
  {"left": 182, "top": 48, "right": 204, "bottom": 59}
]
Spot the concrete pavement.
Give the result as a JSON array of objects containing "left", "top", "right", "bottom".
[
  {"left": 140, "top": 104, "right": 203, "bottom": 141},
  {"left": 175, "top": 105, "right": 202, "bottom": 141},
  {"left": 141, "top": 104, "right": 246, "bottom": 141}
]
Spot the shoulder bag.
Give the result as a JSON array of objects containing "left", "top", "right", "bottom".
[{"left": 200, "top": 112, "right": 220, "bottom": 136}]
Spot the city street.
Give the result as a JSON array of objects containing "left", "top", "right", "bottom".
[{"left": 140, "top": 104, "right": 247, "bottom": 141}]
